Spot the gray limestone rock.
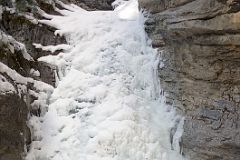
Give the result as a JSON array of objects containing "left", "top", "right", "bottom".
[
  {"left": 63, "top": 0, "right": 114, "bottom": 10},
  {"left": 139, "top": 0, "right": 240, "bottom": 159}
]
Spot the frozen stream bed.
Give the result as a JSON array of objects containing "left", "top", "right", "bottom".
[{"left": 26, "top": 0, "right": 184, "bottom": 160}]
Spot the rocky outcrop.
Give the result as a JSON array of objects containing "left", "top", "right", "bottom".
[
  {"left": 0, "top": 93, "right": 29, "bottom": 160},
  {"left": 0, "top": 27, "right": 53, "bottom": 160},
  {"left": 64, "top": 0, "right": 114, "bottom": 10},
  {"left": 0, "top": 62, "right": 53, "bottom": 160},
  {"left": 1, "top": 2, "right": 62, "bottom": 157},
  {"left": 139, "top": 0, "right": 240, "bottom": 159},
  {"left": 0, "top": 0, "right": 65, "bottom": 85}
]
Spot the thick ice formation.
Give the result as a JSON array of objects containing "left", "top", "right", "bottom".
[{"left": 27, "top": 0, "right": 184, "bottom": 160}]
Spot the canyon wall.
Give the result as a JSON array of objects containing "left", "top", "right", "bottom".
[
  {"left": 0, "top": 0, "right": 113, "bottom": 159},
  {"left": 139, "top": 0, "right": 240, "bottom": 159}
]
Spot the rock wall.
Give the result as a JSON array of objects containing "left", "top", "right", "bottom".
[
  {"left": 64, "top": 0, "right": 114, "bottom": 10},
  {"left": 139, "top": 0, "right": 240, "bottom": 159},
  {"left": 0, "top": 0, "right": 114, "bottom": 159},
  {"left": 0, "top": 62, "right": 53, "bottom": 160}
]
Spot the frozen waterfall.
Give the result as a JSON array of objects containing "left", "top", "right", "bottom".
[{"left": 27, "top": 0, "right": 184, "bottom": 160}]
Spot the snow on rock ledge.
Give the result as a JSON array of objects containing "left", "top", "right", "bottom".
[{"left": 0, "top": 62, "right": 53, "bottom": 160}]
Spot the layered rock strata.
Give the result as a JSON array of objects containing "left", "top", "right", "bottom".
[{"left": 139, "top": 0, "right": 240, "bottom": 159}]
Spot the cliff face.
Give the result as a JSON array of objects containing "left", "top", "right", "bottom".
[
  {"left": 0, "top": 0, "right": 113, "bottom": 159},
  {"left": 63, "top": 0, "right": 114, "bottom": 10},
  {"left": 139, "top": 0, "right": 240, "bottom": 159}
]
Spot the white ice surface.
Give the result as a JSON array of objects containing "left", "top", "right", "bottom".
[
  {"left": 33, "top": 43, "right": 72, "bottom": 53},
  {"left": 27, "top": 0, "right": 184, "bottom": 160}
]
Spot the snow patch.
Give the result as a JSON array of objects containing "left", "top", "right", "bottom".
[
  {"left": 33, "top": 43, "right": 72, "bottom": 53},
  {"left": 0, "top": 75, "right": 16, "bottom": 94},
  {"left": 30, "top": 69, "right": 41, "bottom": 77}
]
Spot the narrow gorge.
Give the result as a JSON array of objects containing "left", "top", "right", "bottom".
[{"left": 0, "top": 0, "right": 239, "bottom": 160}]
